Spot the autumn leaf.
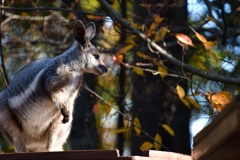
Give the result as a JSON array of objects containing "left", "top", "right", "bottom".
[
  {"left": 204, "top": 91, "right": 233, "bottom": 112},
  {"left": 176, "top": 85, "right": 185, "bottom": 99},
  {"left": 203, "top": 41, "right": 215, "bottom": 50},
  {"left": 104, "top": 105, "right": 111, "bottom": 117},
  {"left": 158, "top": 65, "right": 168, "bottom": 79},
  {"left": 184, "top": 96, "right": 201, "bottom": 109},
  {"left": 116, "top": 45, "right": 134, "bottom": 55},
  {"left": 133, "top": 68, "right": 145, "bottom": 77},
  {"left": 153, "top": 14, "right": 164, "bottom": 24},
  {"left": 133, "top": 117, "right": 141, "bottom": 136},
  {"left": 154, "top": 133, "right": 162, "bottom": 150},
  {"left": 112, "top": 55, "right": 123, "bottom": 66},
  {"left": 113, "top": 127, "right": 130, "bottom": 134},
  {"left": 175, "top": 33, "right": 195, "bottom": 47},
  {"left": 140, "top": 141, "right": 154, "bottom": 151},
  {"left": 162, "top": 124, "right": 174, "bottom": 136},
  {"left": 209, "top": 50, "right": 218, "bottom": 64}
]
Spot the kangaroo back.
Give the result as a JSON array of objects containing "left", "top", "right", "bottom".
[{"left": 0, "top": 20, "right": 107, "bottom": 152}]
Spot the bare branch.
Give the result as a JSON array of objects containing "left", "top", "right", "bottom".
[
  {"left": 98, "top": 0, "right": 240, "bottom": 85},
  {"left": 0, "top": 6, "right": 107, "bottom": 16}
]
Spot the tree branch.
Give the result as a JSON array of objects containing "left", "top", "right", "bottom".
[
  {"left": 98, "top": 0, "right": 240, "bottom": 85},
  {"left": 0, "top": 6, "right": 107, "bottom": 16}
]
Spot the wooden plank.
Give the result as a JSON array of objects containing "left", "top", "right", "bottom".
[
  {"left": 144, "top": 150, "right": 192, "bottom": 160},
  {"left": 0, "top": 149, "right": 119, "bottom": 160},
  {"left": 192, "top": 96, "right": 240, "bottom": 160}
]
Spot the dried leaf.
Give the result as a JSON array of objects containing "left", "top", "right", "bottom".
[
  {"left": 158, "top": 65, "right": 168, "bottom": 79},
  {"left": 154, "top": 133, "right": 162, "bottom": 150},
  {"left": 140, "top": 141, "right": 154, "bottom": 151},
  {"left": 133, "top": 117, "right": 141, "bottom": 136},
  {"left": 175, "top": 33, "right": 195, "bottom": 47},
  {"left": 204, "top": 91, "right": 233, "bottom": 112},
  {"left": 162, "top": 124, "right": 174, "bottom": 136},
  {"left": 176, "top": 85, "right": 185, "bottom": 99}
]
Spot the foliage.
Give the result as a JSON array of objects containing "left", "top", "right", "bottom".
[{"left": 0, "top": 0, "right": 239, "bottom": 155}]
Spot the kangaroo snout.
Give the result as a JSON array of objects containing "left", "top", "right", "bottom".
[{"left": 98, "top": 64, "right": 108, "bottom": 74}]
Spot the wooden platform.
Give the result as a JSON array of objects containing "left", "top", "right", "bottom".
[
  {"left": 0, "top": 149, "right": 191, "bottom": 160},
  {"left": 192, "top": 95, "right": 240, "bottom": 160}
]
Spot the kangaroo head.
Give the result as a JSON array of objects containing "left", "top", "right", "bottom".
[{"left": 73, "top": 20, "right": 107, "bottom": 75}]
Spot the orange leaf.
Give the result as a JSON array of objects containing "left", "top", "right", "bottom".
[
  {"left": 116, "top": 45, "right": 134, "bottom": 55},
  {"left": 203, "top": 41, "right": 214, "bottom": 50},
  {"left": 175, "top": 33, "right": 195, "bottom": 47},
  {"left": 196, "top": 32, "right": 207, "bottom": 43},
  {"left": 204, "top": 91, "right": 233, "bottom": 112}
]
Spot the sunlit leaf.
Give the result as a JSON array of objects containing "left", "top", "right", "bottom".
[
  {"left": 204, "top": 91, "right": 233, "bottom": 112},
  {"left": 154, "top": 133, "right": 162, "bottom": 150},
  {"left": 181, "top": 98, "right": 191, "bottom": 109},
  {"left": 203, "top": 41, "right": 215, "bottom": 50},
  {"left": 184, "top": 96, "right": 201, "bottom": 109},
  {"left": 158, "top": 65, "right": 168, "bottom": 79},
  {"left": 133, "top": 68, "right": 145, "bottom": 77},
  {"left": 162, "top": 124, "right": 174, "bottom": 136},
  {"left": 104, "top": 105, "right": 111, "bottom": 117},
  {"left": 116, "top": 45, "right": 134, "bottom": 55},
  {"left": 133, "top": 117, "right": 141, "bottom": 136},
  {"left": 176, "top": 85, "right": 185, "bottom": 99},
  {"left": 196, "top": 32, "right": 207, "bottom": 43},
  {"left": 140, "top": 141, "right": 154, "bottom": 151},
  {"left": 175, "top": 33, "right": 195, "bottom": 47}
]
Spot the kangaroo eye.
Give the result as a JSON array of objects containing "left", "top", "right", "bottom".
[{"left": 93, "top": 54, "right": 100, "bottom": 59}]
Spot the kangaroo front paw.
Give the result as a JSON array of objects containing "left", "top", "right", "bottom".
[{"left": 61, "top": 108, "right": 70, "bottom": 124}]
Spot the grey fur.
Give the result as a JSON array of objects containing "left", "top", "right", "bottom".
[{"left": 0, "top": 20, "right": 107, "bottom": 152}]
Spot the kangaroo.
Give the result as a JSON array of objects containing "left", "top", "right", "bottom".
[{"left": 0, "top": 20, "right": 107, "bottom": 152}]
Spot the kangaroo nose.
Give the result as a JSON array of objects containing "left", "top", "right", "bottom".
[{"left": 99, "top": 65, "right": 108, "bottom": 74}]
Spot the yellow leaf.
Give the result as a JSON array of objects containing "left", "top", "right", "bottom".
[
  {"left": 180, "top": 97, "right": 191, "bottom": 109},
  {"left": 184, "top": 96, "right": 201, "bottom": 109},
  {"left": 133, "top": 117, "right": 141, "bottom": 136},
  {"left": 104, "top": 105, "right": 111, "bottom": 117},
  {"left": 116, "top": 45, "right": 134, "bottom": 55},
  {"left": 204, "top": 41, "right": 215, "bottom": 50},
  {"left": 147, "top": 23, "right": 157, "bottom": 37},
  {"left": 133, "top": 68, "right": 145, "bottom": 77},
  {"left": 158, "top": 65, "right": 168, "bottom": 79},
  {"left": 204, "top": 91, "right": 233, "bottom": 112},
  {"left": 154, "top": 133, "right": 162, "bottom": 150},
  {"left": 113, "top": 127, "right": 130, "bottom": 134},
  {"left": 153, "top": 15, "right": 164, "bottom": 24},
  {"left": 176, "top": 85, "right": 185, "bottom": 99},
  {"left": 162, "top": 124, "right": 174, "bottom": 136},
  {"left": 159, "top": 27, "right": 168, "bottom": 39},
  {"left": 196, "top": 32, "right": 207, "bottom": 43},
  {"left": 140, "top": 141, "right": 154, "bottom": 151},
  {"left": 175, "top": 33, "right": 195, "bottom": 47}
]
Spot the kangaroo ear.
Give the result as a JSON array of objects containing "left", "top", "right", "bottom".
[
  {"left": 73, "top": 20, "right": 86, "bottom": 45},
  {"left": 85, "top": 22, "right": 96, "bottom": 41}
]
